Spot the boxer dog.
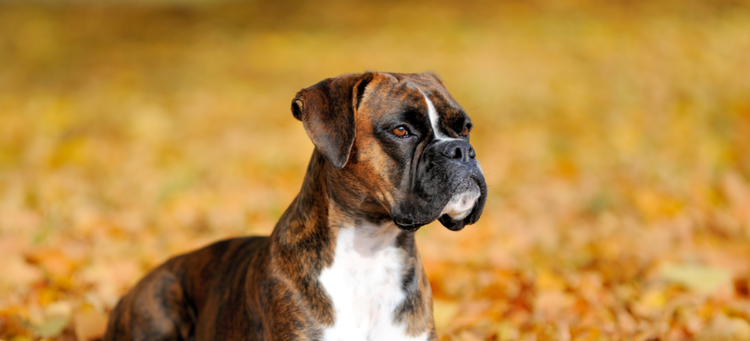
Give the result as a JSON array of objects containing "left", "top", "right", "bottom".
[{"left": 104, "top": 72, "right": 487, "bottom": 341}]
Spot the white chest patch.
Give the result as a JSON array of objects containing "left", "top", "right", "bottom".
[{"left": 318, "top": 223, "right": 428, "bottom": 341}]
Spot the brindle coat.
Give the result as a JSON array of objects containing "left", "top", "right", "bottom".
[{"left": 104, "top": 72, "right": 487, "bottom": 341}]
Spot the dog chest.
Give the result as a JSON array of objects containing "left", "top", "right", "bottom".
[{"left": 318, "top": 224, "right": 428, "bottom": 341}]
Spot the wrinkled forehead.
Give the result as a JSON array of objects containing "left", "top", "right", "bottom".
[{"left": 363, "top": 73, "right": 465, "bottom": 120}]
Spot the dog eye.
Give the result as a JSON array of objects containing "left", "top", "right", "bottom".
[
  {"left": 392, "top": 126, "right": 410, "bottom": 137},
  {"left": 461, "top": 126, "right": 469, "bottom": 137}
]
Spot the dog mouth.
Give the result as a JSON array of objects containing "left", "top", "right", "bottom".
[
  {"left": 393, "top": 220, "right": 424, "bottom": 232},
  {"left": 393, "top": 177, "right": 484, "bottom": 232},
  {"left": 440, "top": 180, "right": 481, "bottom": 221},
  {"left": 437, "top": 178, "right": 481, "bottom": 231}
]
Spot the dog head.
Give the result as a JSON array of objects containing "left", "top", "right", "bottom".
[{"left": 292, "top": 72, "right": 487, "bottom": 231}]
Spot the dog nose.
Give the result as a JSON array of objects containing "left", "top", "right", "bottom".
[{"left": 441, "top": 140, "right": 475, "bottom": 163}]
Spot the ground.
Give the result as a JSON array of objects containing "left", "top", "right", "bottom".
[{"left": 1, "top": 1, "right": 750, "bottom": 340}]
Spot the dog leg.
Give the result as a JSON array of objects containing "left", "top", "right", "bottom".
[{"left": 103, "top": 266, "right": 195, "bottom": 341}]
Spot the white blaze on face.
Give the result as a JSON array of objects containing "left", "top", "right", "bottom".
[{"left": 420, "top": 91, "right": 454, "bottom": 141}]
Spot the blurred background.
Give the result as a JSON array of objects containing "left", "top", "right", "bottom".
[{"left": 1, "top": 0, "right": 750, "bottom": 340}]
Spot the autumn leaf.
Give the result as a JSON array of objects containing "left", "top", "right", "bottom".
[{"left": 2, "top": 1, "right": 750, "bottom": 340}]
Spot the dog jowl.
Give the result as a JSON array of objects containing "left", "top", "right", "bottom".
[{"left": 104, "top": 72, "right": 487, "bottom": 341}]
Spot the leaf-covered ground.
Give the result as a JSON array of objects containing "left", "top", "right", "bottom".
[{"left": 1, "top": 1, "right": 750, "bottom": 340}]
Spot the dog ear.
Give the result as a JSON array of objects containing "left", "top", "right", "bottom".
[{"left": 291, "top": 72, "right": 375, "bottom": 169}]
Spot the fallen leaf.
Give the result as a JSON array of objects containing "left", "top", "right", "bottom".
[
  {"left": 660, "top": 264, "right": 732, "bottom": 294},
  {"left": 29, "top": 301, "right": 72, "bottom": 338},
  {"left": 0, "top": 256, "right": 43, "bottom": 289},
  {"left": 696, "top": 314, "right": 750, "bottom": 341},
  {"left": 73, "top": 306, "right": 107, "bottom": 341},
  {"left": 432, "top": 299, "right": 459, "bottom": 331}
]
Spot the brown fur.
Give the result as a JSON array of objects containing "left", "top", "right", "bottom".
[{"left": 105, "top": 72, "right": 480, "bottom": 341}]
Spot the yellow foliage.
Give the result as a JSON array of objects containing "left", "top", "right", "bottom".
[{"left": 1, "top": 0, "right": 750, "bottom": 340}]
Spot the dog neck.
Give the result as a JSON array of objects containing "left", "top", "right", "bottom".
[
  {"left": 318, "top": 221, "right": 430, "bottom": 340},
  {"left": 270, "top": 150, "right": 434, "bottom": 339},
  {"left": 271, "top": 150, "right": 397, "bottom": 253}
]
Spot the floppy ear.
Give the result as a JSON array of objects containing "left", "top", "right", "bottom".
[{"left": 291, "top": 72, "right": 375, "bottom": 169}]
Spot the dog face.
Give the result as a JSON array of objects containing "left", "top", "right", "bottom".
[{"left": 292, "top": 72, "right": 486, "bottom": 231}]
